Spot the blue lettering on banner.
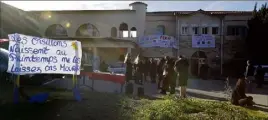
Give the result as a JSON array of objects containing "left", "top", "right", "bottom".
[
  {"left": 10, "top": 64, "right": 42, "bottom": 73},
  {"left": 60, "top": 64, "right": 80, "bottom": 72},
  {"left": 61, "top": 57, "right": 70, "bottom": 63},
  {"left": 31, "top": 37, "right": 67, "bottom": 48},
  {"left": 7, "top": 33, "right": 82, "bottom": 74},
  {"left": 9, "top": 53, "right": 58, "bottom": 64},
  {"left": 9, "top": 44, "right": 50, "bottom": 54},
  {"left": 9, "top": 34, "right": 27, "bottom": 44},
  {"left": 45, "top": 65, "right": 57, "bottom": 71},
  {"left": 56, "top": 50, "right": 67, "bottom": 56},
  {"left": 72, "top": 56, "right": 80, "bottom": 64}
]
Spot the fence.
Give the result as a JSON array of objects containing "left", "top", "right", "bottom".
[{"left": 43, "top": 72, "right": 125, "bottom": 94}]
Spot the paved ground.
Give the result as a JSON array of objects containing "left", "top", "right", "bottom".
[{"left": 139, "top": 78, "right": 268, "bottom": 108}]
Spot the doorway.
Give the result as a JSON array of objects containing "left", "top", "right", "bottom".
[{"left": 190, "top": 51, "right": 207, "bottom": 76}]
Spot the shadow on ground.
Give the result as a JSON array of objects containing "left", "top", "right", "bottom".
[
  {"left": 188, "top": 79, "right": 268, "bottom": 95},
  {"left": 0, "top": 84, "right": 132, "bottom": 120},
  {"left": 179, "top": 90, "right": 228, "bottom": 101}
]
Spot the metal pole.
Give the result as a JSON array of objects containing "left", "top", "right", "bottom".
[{"left": 220, "top": 18, "right": 224, "bottom": 75}]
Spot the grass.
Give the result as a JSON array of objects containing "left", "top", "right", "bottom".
[{"left": 0, "top": 86, "right": 268, "bottom": 120}]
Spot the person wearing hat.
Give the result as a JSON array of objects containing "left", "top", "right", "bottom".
[{"left": 174, "top": 55, "right": 189, "bottom": 98}]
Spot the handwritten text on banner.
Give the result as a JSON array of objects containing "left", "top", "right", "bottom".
[
  {"left": 7, "top": 33, "right": 82, "bottom": 75},
  {"left": 192, "top": 34, "right": 215, "bottom": 48},
  {"left": 138, "top": 35, "right": 177, "bottom": 49}
]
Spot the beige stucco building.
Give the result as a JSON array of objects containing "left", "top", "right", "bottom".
[{"left": 1, "top": 2, "right": 252, "bottom": 74}]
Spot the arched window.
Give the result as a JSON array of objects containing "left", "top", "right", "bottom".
[
  {"left": 111, "top": 27, "right": 117, "bottom": 37},
  {"left": 76, "top": 23, "right": 100, "bottom": 37},
  {"left": 45, "top": 24, "right": 68, "bottom": 37},
  {"left": 130, "top": 27, "right": 137, "bottom": 38},
  {"left": 156, "top": 25, "right": 165, "bottom": 35},
  {"left": 119, "top": 23, "right": 128, "bottom": 38}
]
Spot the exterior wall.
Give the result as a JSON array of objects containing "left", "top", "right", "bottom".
[
  {"left": 177, "top": 13, "right": 222, "bottom": 62},
  {"left": 142, "top": 14, "right": 176, "bottom": 57},
  {"left": 3, "top": 1, "right": 252, "bottom": 64},
  {"left": 145, "top": 15, "right": 176, "bottom": 36},
  {"left": 30, "top": 11, "right": 137, "bottom": 38},
  {"left": 223, "top": 15, "right": 252, "bottom": 60},
  {"left": 176, "top": 13, "right": 252, "bottom": 67}
]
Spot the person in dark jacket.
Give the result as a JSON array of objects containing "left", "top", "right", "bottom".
[
  {"left": 169, "top": 57, "right": 177, "bottom": 94},
  {"left": 174, "top": 55, "right": 189, "bottom": 98},
  {"left": 255, "top": 65, "right": 265, "bottom": 88},
  {"left": 245, "top": 60, "right": 255, "bottom": 92},
  {"left": 157, "top": 58, "right": 165, "bottom": 89},
  {"left": 149, "top": 58, "right": 157, "bottom": 83},
  {"left": 231, "top": 76, "right": 254, "bottom": 106},
  {"left": 133, "top": 54, "right": 143, "bottom": 85},
  {"left": 124, "top": 53, "right": 133, "bottom": 83},
  {"left": 161, "top": 56, "right": 173, "bottom": 94}
]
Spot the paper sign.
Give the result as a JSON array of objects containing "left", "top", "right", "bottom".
[
  {"left": 192, "top": 34, "right": 215, "bottom": 48},
  {"left": 7, "top": 33, "right": 82, "bottom": 75},
  {"left": 138, "top": 35, "right": 177, "bottom": 49}
]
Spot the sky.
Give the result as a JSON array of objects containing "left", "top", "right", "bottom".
[{"left": 2, "top": 1, "right": 268, "bottom": 12}]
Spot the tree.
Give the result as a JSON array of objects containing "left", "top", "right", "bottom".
[{"left": 245, "top": 3, "right": 268, "bottom": 64}]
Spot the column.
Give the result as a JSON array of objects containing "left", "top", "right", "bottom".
[
  {"left": 127, "top": 47, "right": 131, "bottom": 54},
  {"left": 92, "top": 47, "right": 99, "bottom": 71}
]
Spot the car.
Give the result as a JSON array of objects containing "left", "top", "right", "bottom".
[
  {"left": 107, "top": 62, "right": 126, "bottom": 74},
  {"left": 254, "top": 65, "right": 268, "bottom": 82}
]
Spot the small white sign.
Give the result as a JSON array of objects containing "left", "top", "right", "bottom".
[{"left": 7, "top": 33, "right": 82, "bottom": 75}]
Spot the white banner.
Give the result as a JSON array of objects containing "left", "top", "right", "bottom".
[
  {"left": 192, "top": 34, "right": 215, "bottom": 48},
  {"left": 138, "top": 35, "right": 177, "bottom": 49},
  {"left": 7, "top": 33, "right": 82, "bottom": 75}
]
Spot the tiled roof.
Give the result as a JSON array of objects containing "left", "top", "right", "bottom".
[
  {"left": 175, "top": 9, "right": 252, "bottom": 15},
  {"left": 147, "top": 9, "right": 252, "bottom": 16}
]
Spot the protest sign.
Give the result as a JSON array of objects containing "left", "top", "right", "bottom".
[
  {"left": 192, "top": 34, "right": 215, "bottom": 48},
  {"left": 7, "top": 33, "right": 82, "bottom": 75},
  {"left": 138, "top": 35, "right": 177, "bottom": 49}
]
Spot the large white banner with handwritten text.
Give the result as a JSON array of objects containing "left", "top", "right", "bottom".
[{"left": 7, "top": 33, "right": 82, "bottom": 75}]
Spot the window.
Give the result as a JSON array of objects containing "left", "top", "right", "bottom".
[
  {"left": 130, "top": 31, "right": 137, "bottom": 38},
  {"left": 123, "top": 31, "right": 129, "bottom": 38},
  {"left": 192, "top": 27, "right": 199, "bottom": 35},
  {"left": 202, "top": 27, "right": 208, "bottom": 34},
  {"left": 227, "top": 26, "right": 247, "bottom": 36},
  {"left": 130, "top": 27, "right": 137, "bottom": 38},
  {"left": 156, "top": 25, "right": 165, "bottom": 35},
  {"left": 119, "top": 23, "right": 129, "bottom": 38},
  {"left": 75, "top": 23, "right": 100, "bottom": 37},
  {"left": 181, "top": 27, "right": 188, "bottom": 35},
  {"left": 111, "top": 27, "right": 117, "bottom": 37},
  {"left": 212, "top": 27, "right": 219, "bottom": 35}
]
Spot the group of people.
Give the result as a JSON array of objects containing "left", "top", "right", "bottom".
[{"left": 124, "top": 53, "right": 189, "bottom": 98}]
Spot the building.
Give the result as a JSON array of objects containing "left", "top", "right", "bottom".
[{"left": 0, "top": 2, "right": 252, "bottom": 74}]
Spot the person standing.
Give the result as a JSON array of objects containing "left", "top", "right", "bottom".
[
  {"left": 245, "top": 60, "right": 255, "bottom": 93},
  {"left": 124, "top": 53, "right": 133, "bottom": 83},
  {"left": 149, "top": 58, "right": 157, "bottom": 83},
  {"left": 134, "top": 55, "right": 143, "bottom": 85},
  {"left": 174, "top": 55, "right": 189, "bottom": 98},
  {"left": 169, "top": 57, "right": 177, "bottom": 94},
  {"left": 255, "top": 65, "right": 265, "bottom": 88},
  {"left": 157, "top": 58, "right": 165, "bottom": 89},
  {"left": 160, "top": 56, "right": 173, "bottom": 94}
]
